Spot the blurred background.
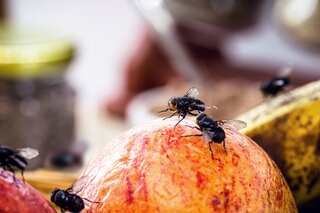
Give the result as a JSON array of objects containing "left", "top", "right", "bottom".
[
  {"left": 0, "top": 0, "right": 320, "bottom": 174},
  {"left": 4, "top": 0, "right": 320, "bottom": 108},
  {"left": 5, "top": 0, "right": 143, "bottom": 107},
  {"left": 0, "top": 0, "right": 320, "bottom": 211}
]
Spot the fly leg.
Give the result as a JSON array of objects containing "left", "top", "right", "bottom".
[
  {"left": 20, "top": 169, "right": 25, "bottom": 184},
  {"left": 83, "top": 197, "right": 100, "bottom": 204},
  {"left": 174, "top": 114, "right": 186, "bottom": 130},
  {"left": 6, "top": 165, "right": 18, "bottom": 186},
  {"left": 73, "top": 187, "right": 84, "bottom": 195},
  {"left": 222, "top": 140, "right": 228, "bottom": 155},
  {"left": 184, "top": 125, "right": 201, "bottom": 131},
  {"left": 158, "top": 108, "right": 169, "bottom": 113},
  {"left": 209, "top": 142, "right": 214, "bottom": 160},
  {"left": 179, "top": 134, "right": 203, "bottom": 139},
  {"left": 163, "top": 112, "right": 177, "bottom": 120}
]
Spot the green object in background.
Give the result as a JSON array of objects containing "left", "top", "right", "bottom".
[
  {"left": 0, "top": 26, "right": 75, "bottom": 79},
  {"left": 0, "top": 26, "right": 76, "bottom": 169}
]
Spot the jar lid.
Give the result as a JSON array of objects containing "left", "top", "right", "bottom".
[{"left": 0, "top": 26, "right": 75, "bottom": 79}]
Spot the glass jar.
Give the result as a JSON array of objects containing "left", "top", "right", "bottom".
[
  {"left": 0, "top": 27, "right": 76, "bottom": 169},
  {"left": 163, "top": 0, "right": 263, "bottom": 47},
  {"left": 165, "top": 0, "right": 263, "bottom": 29}
]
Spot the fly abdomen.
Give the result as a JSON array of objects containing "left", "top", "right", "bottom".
[
  {"left": 261, "top": 77, "right": 290, "bottom": 96},
  {"left": 190, "top": 104, "right": 205, "bottom": 112},
  {"left": 52, "top": 190, "right": 69, "bottom": 209},
  {"left": 9, "top": 155, "right": 27, "bottom": 170},
  {"left": 68, "top": 194, "right": 85, "bottom": 212},
  {"left": 192, "top": 99, "right": 205, "bottom": 106},
  {"left": 211, "top": 127, "right": 225, "bottom": 144}
]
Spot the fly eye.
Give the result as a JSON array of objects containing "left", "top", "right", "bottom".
[
  {"left": 168, "top": 97, "right": 177, "bottom": 111},
  {"left": 169, "top": 97, "right": 177, "bottom": 106},
  {"left": 169, "top": 98, "right": 177, "bottom": 106}
]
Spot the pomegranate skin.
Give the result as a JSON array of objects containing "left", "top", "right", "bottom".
[
  {"left": 0, "top": 168, "right": 56, "bottom": 213},
  {"left": 77, "top": 118, "right": 297, "bottom": 213}
]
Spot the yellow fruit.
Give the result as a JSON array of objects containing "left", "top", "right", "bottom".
[
  {"left": 238, "top": 80, "right": 320, "bottom": 206},
  {"left": 74, "top": 117, "right": 297, "bottom": 212}
]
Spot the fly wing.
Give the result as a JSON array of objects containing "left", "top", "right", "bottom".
[
  {"left": 278, "top": 64, "right": 293, "bottom": 78},
  {"left": 203, "top": 130, "right": 213, "bottom": 143},
  {"left": 184, "top": 87, "right": 199, "bottom": 98},
  {"left": 218, "top": 120, "right": 247, "bottom": 131},
  {"left": 204, "top": 105, "right": 218, "bottom": 110},
  {"left": 67, "top": 175, "right": 90, "bottom": 194},
  {"left": 17, "top": 147, "right": 39, "bottom": 159}
]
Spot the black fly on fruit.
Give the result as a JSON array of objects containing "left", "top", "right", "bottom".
[
  {"left": 51, "top": 175, "right": 99, "bottom": 213},
  {"left": 180, "top": 113, "right": 247, "bottom": 159},
  {"left": 159, "top": 87, "right": 217, "bottom": 129},
  {"left": 260, "top": 65, "right": 292, "bottom": 98},
  {"left": 0, "top": 145, "right": 38, "bottom": 183}
]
